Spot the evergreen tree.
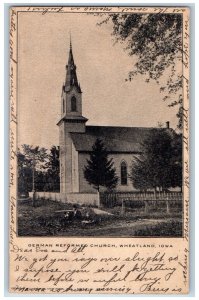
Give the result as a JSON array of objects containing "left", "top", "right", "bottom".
[
  {"left": 84, "top": 139, "right": 118, "bottom": 191},
  {"left": 130, "top": 129, "right": 182, "bottom": 191}
]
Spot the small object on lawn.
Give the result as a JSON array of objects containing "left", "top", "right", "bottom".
[
  {"left": 60, "top": 210, "right": 74, "bottom": 227},
  {"left": 73, "top": 205, "right": 82, "bottom": 220},
  {"left": 65, "top": 210, "right": 74, "bottom": 220},
  {"left": 81, "top": 219, "right": 95, "bottom": 226}
]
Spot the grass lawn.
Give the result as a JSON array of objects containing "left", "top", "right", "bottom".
[{"left": 17, "top": 199, "right": 183, "bottom": 237}]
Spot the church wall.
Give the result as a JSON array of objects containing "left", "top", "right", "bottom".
[
  {"left": 59, "top": 122, "right": 86, "bottom": 194},
  {"left": 64, "top": 129, "right": 73, "bottom": 193},
  {"left": 59, "top": 123, "right": 66, "bottom": 193},
  {"left": 65, "top": 122, "right": 86, "bottom": 133},
  {"left": 71, "top": 142, "right": 79, "bottom": 192},
  {"left": 78, "top": 152, "right": 139, "bottom": 193}
]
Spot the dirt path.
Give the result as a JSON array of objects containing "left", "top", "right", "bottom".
[
  {"left": 18, "top": 201, "right": 182, "bottom": 237},
  {"left": 59, "top": 218, "right": 182, "bottom": 237}
]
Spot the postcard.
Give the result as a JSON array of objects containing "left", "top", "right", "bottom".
[{"left": 9, "top": 6, "right": 190, "bottom": 294}]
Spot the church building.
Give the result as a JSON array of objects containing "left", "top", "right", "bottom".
[{"left": 57, "top": 42, "right": 170, "bottom": 196}]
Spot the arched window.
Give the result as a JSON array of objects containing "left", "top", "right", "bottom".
[
  {"left": 121, "top": 161, "right": 127, "bottom": 185},
  {"left": 71, "top": 96, "right": 77, "bottom": 112}
]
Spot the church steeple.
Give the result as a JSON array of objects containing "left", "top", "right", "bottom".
[
  {"left": 64, "top": 39, "right": 81, "bottom": 93},
  {"left": 57, "top": 38, "right": 87, "bottom": 194},
  {"left": 58, "top": 38, "right": 87, "bottom": 125}
]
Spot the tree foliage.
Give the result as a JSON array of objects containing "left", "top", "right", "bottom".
[
  {"left": 17, "top": 145, "right": 60, "bottom": 196},
  {"left": 84, "top": 138, "right": 118, "bottom": 191},
  {"left": 44, "top": 146, "right": 60, "bottom": 191},
  {"left": 17, "top": 152, "right": 33, "bottom": 196},
  {"left": 98, "top": 13, "right": 183, "bottom": 129},
  {"left": 130, "top": 129, "right": 182, "bottom": 191}
]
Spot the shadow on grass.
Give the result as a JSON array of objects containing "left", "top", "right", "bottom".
[{"left": 17, "top": 199, "right": 183, "bottom": 237}]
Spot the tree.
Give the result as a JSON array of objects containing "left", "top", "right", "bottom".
[
  {"left": 17, "top": 145, "right": 48, "bottom": 205},
  {"left": 17, "top": 151, "right": 32, "bottom": 196},
  {"left": 170, "top": 132, "right": 182, "bottom": 189},
  {"left": 44, "top": 146, "right": 60, "bottom": 191},
  {"left": 18, "top": 145, "right": 60, "bottom": 196},
  {"left": 130, "top": 129, "right": 182, "bottom": 191},
  {"left": 97, "top": 13, "right": 183, "bottom": 129},
  {"left": 84, "top": 139, "right": 118, "bottom": 191}
]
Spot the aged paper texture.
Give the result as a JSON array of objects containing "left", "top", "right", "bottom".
[{"left": 9, "top": 6, "right": 190, "bottom": 295}]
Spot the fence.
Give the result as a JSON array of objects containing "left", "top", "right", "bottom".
[
  {"left": 29, "top": 191, "right": 182, "bottom": 213},
  {"left": 100, "top": 191, "right": 182, "bottom": 213},
  {"left": 30, "top": 191, "right": 99, "bottom": 206}
]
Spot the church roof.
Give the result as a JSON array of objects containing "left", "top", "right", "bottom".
[
  {"left": 70, "top": 125, "right": 167, "bottom": 153},
  {"left": 57, "top": 115, "right": 88, "bottom": 125}
]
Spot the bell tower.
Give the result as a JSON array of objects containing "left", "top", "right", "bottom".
[
  {"left": 60, "top": 39, "right": 88, "bottom": 128},
  {"left": 57, "top": 39, "right": 88, "bottom": 194}
]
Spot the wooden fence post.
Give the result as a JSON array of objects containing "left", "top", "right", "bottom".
[
  {"left": 32, "top": 191, "right": 36, "bottom": 207},
  {"left": 97, "top": 190, "right": 100, "bottom": 208},
  {"left": 166, "top": 200, "right": 170, "bottom": 213}
]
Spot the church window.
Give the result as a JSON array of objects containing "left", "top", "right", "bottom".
[
  {"left": 121, "top": 161, "right": 127, "bottom": 185},
  {"left": 71, "top": 96, "right": 77, "bottom": 112}
]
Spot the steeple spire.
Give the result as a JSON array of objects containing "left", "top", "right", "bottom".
[
  {"left": 70, "top": 32, "right": 72, "bottom": 51},
  {"left": 64, "top": 37, "right": 82, "bottom": 93}
]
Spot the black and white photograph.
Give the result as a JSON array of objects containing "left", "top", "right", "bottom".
[{"left": 16, "top": 8, "right": 185, "bottom": 238}]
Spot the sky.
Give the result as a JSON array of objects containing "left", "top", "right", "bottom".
[{"left": 17, "top": 12, "right": 180, "bottom": 148}]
